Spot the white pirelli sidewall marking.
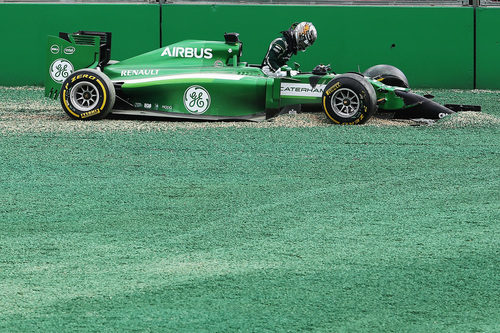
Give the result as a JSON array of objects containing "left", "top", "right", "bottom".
[
  {"left": 280, "top": 83, "right": 326, "bottom": 97},
  {"left": 118, "top": 73, "right": 246, "bottom": 85}
]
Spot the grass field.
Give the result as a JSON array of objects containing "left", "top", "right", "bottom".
[{"left": 0, "top": 87, "right": 499, "bottom": 332}]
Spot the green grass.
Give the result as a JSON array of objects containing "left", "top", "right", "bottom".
[{"left": 0, "top": 87, "right": 499, "bottom": 332}]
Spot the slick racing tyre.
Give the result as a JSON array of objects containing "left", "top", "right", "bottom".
[
  {"left": 363, "top": 64, "right": 409, "bottom": 88},
  {"left": 60, "top": 69, "right": 115, "bottom": 120},
  {"left": 322, "top": 73, "right": 376, "bottom": 125}
]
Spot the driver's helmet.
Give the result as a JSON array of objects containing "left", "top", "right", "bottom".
[{"left": 293, "top": 22, "right": 317, "bottom": 51}]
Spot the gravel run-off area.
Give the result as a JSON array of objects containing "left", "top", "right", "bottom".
[{"left": 2, "top": 86, "right": 500, "bottom": 134}]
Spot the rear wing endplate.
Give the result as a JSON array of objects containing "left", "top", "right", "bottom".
[{"left": 45, "top": 31, "right": 112, "bottom": 99}]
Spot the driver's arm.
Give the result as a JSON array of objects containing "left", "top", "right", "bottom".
[{"left": 263, "top": 38, "right": 288, "bottom": 72}]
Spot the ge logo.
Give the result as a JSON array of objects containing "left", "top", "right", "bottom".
[
  {"left": 49, "top": 59, "right": 74, "bottom": 83},
  {"left": 184, "top": 85, "right": 211, "bottom": 114}
]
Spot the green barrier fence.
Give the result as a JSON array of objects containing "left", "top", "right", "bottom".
[
  {"left": 0, "top": 4, "right": 159, "bottom": 86},
  {"left": 162, "top": 5, "right": 474, "bottom": 89},
  {"left": 476, "top": 7, "right": 500, "bottom": 89},
  {"left": 0, "top": 3, "right": 497, "bottom": 89}
]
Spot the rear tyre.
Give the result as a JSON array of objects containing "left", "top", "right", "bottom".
[
  {"left": 363, "top": 64, "right": 409, "bottom": 88},
  {"left": 60, "top": 69, "right": 115, "bottom": 120},
  {"left": 322, "top": 73, "right": 377, "bottom": 125}
]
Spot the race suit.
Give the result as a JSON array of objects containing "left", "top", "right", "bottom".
[{"left": 261, "top": 31, "right": 297, "bottom": 77}]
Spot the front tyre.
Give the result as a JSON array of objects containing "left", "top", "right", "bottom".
[
  {"left": 363, "top": 64, "right": 409, "bottom": 88},
  {"left": 60, "top": 69, "right": 115, "bottom": 120},
  {"left": 322, "top": 73, "right": 376, "bottom": 125}
]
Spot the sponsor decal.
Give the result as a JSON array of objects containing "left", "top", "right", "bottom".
[
  {"left": 64, "top": 46, "right": 75, "bottom": 55},
  {"left": 161, "top": 105, "right": 173, "bottom": 110},
  {"left": 228, "top": 48, "right": 233, "bottom": 53},
  {"left": 280, "top": 83, "right": 326, "bottom": 97},
  {"left": 50, "top": 45, "right": 60, "bottom": 54},
  {"left": 71, "top": 74, "right": 96, "bottom": 83},
  {"left": 50, "top": 59, "right": 74, "bottom": 83},
  {"left": 184, "top": 85, "right": 211, "bottom": 114},
  {"left": 80, "top": 109, "right": 101, "bottom": 119},
  {"left": 154, "top": 104, "right": 159, "bottom": 111},
  {"left": 121, "top": 69, "right": 159, "bottom": 77},
  {"left": 214, "top": 60, "right": 224, "bottom": 67},
  {"left": 325, "top": 82, "right": 341, "bottom": 96},
  {"left": 161, "top": 46, "right": 213, "bottom": 59},
  {"left": 273, "top": 44, "right": 284, "bottom": 53},
  {"left": 144, "top": 103, "right": 152, "bottom": 109},
  {"left": 120, "top": 73, "right": 244, "bottom": 85},
  {"left": 134, "top": 102, "right": 143, "bottom": 108}
]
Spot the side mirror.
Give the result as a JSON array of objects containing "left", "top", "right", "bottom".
[
  {"left": 312, "top": 64, "right": 332, "bottom": 75},
  {"left": 294, "top": 62, "right": 301, "bottom": 70}
]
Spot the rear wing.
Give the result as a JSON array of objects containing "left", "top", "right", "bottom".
[{"left": 45, "top": 31, "right": 111, "bottom": 99}]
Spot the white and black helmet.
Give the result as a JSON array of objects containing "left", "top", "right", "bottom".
[{"left": 294, "top": 22, "right": 317, "bottom": 51}]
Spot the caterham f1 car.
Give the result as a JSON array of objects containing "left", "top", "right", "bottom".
[{"left": 45, "top": 31, "right": 478, "bottom": 124}]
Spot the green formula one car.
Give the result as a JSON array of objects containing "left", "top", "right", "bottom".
[{"left": 45, "top": 31, "right": 478, "bottom": 124}]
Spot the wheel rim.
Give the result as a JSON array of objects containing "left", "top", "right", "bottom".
[
  {"left": 331, "top": 88, "right": 360, "bottom": 118},
  {"left": 70, "top": 81, "right": 100, "bottom": 112}
]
